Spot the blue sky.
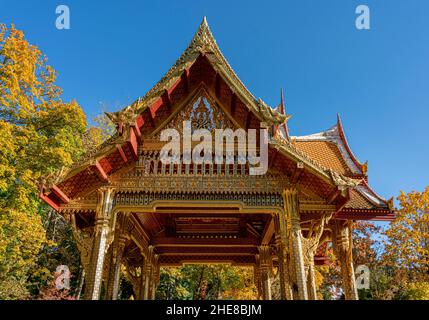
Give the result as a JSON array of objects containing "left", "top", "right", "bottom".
[{"left": 1, "top": 0, "right": 428, "bottom": 202}]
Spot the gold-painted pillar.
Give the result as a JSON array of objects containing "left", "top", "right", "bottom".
[
  {"left": 106, "top": 234, "right": 126, "bottom": 300},
  {"left": 283, "top": 188, "right": 308, "bottom": 300},
  {"left": 332, "top": 220, "right": 358, "bottom": 300},
  {"left": 150, "top": 255, "right": 160, "bottom": 300},
  {"left": 274, "top": 212, "right": 293, "bottom": 300},
  {"left": 144, "top": 246, "right": 154, "bottom": 300},
  {"left": 258, "top": 245, "right": 272, "bottom": 300},
  {"left": 138, "top": 255, "right": 148, "bottom": 300},
  {"left": 84, "top": 187, "right": 115, "bottom": 300},
  {"left": 253, "top": 261, "right": 263, "bottom": 300}
]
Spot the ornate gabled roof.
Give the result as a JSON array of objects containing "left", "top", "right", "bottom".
[
  {"left": 38, "top": 18, "right": 394, "bottom": 222},
  {"left": 290, "top": 115, "right": 394, "bottom": 217},
  {"left": 106, "top": 17, "right": 287, "bottom": 127},
  {"left": 291, "top": 114, "right": 366, "bottom": 176}
]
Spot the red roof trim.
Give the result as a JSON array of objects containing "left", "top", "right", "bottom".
[
  {"left": 359, "top": 179, "right": 391, "bottom": 207},
  {"left": 39, "top": 190, "right": 60, "bottom": 211},
  {"left": 337, "top": 114, "right": 365, "bottom": 174},
  {"left": 335, "top": 208, "right": 396, "bottom": 221},
  {"left": 93, "top": 160, "right": 109, "bottom": 182},
  {"left": 51, "top": 185, "right": 70, "bottom": 204},
  {"left": 127, "top": 127, "right": 138, "bottom": 161},
  {"left": 116, "top": 144, "right": 128, "bottom": 163}
]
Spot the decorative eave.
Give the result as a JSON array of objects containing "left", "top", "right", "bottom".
[
  {"left": 336, "top": 114, "right": 368, "bottom": 175},
  {"left": 357, "top": 179, "right": 395, "bottom": 210},
  {"left": 335, "top": 209, "right": 396, "bottom": 221},
  {"left": 107, "top": 17, "right": 288, "bottom": 129},
  {"left": 291, "top": 116, "right": 366, "bottom": 177},
  {"left": 271, "top": 135, "right": 361, "bottom": 191},
  {"left": 282, "top": 115, "right": 395, "bottom": 220},
  {"left": 335, "top": 178, "right": 395, "bottom": 221}
]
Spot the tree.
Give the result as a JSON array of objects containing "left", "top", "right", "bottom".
[
  {"left": 0, "top": 24, "right": 87, "bottom": 299},
  {"left": 383, "top": 187, "right": 429, "bottom": 281},
  {"left": 317, "top": 221, "right": 382, "bottom": 300},
  {"left": 155, "top": 264, "right": 257, "bottom": 300}
]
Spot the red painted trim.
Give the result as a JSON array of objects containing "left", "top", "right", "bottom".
[
  {"left": 132, "top": 122, "right": 142, "bottom": 144},
  {"left": 167, "top": 76, "right": 181, "bottom": 94},
  {"left": 94, "top": 160, "right": 109, "bottom": 182},
  {"left": 116, "top": 144, "right": 128, "bottom": 163},
  {"left": 127, "top": 127, "right": 138, "bottom": 161},
  {"left": 39, "top": 192, "right": 60, "bottom": 211},
  {"left": 51, "top": 185, "right": 70, "bottom": 204},
  {"left": 335, "top": 211, "right": 396, "bottom": 221},
  {"left": 136, "top": 115, "right": 144, "bottom": 129},
  {"left": 150, "top": 100, "right": 162, "bottom": 119},
  {"left": 337, "top": 114, "right": 365, "bottom": 174},
  {"left": 181, "top": 68, "right": 190, "bottom": 93}
]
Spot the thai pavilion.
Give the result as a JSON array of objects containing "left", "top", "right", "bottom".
[{"left": 40, "top": 18, "right": 395, "bottom": 300}]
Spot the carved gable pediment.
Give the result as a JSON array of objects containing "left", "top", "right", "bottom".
[{"left": 149, "top": 87, "right": 238, "bottom": 139}]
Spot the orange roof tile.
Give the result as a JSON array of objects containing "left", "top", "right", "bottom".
[{"left": 293, "top": 140, "right": 352, "bottom": 176}]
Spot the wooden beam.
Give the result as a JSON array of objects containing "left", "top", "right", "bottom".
[
  {"left": 327, "top": 188, "right": 341, "bottom": 205},
  {"left": 93, "top": 160, "right": 109, "bottom": 182},
  {"left": 165, "top": 214, "right": 176, "bottom": 237},
  {"left": 156, "top": 246, "right": 257, "bottom": 255},
  {"left": 149, "top": 111, "right": 156, "bottom": 128},
  {"left": 131, "top": 122, "right": 142, "bottom": 144},
  {"left": 239, "top": 217, "right": 248, "bottom": 238},
  {"left": 152, "top": 236, "right": 258, "bottom": 246},
  {"left": 116, "top": 144, "right": 128, "bottom": 163},
  {"left": 127, "top": 127, "right": 139, "bottom": 161},
  {"left": 261, "top": 217, "right": 275, "bottom": 245},
  {"left": 159, "top": 254, "right": 255, "bottom": 266},
  {"left": 162, "top": 89, "right": 172, "bottom": 111},
  {"left": 291, "top": 162, "right": 304, "bottom": 184},
  {"left": 135, "top": 114, "right": 144, "bottom": 129},
  {"left": 39, "top": 192, "right": 60, "bottom": 211},
  {"left": 335, "top": 189, "right": 352, "bottom": 213},
  {"left": 51, "top": 185, "right": 70, "bottom": 204},
  {"left": 181, "top": 69, "right": 190, "bottom": 93}
]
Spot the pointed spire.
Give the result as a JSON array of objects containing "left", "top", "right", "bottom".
[
  {"left": 197, "top": 16, "right": 209, "bottom": 34},
  {"left": 280, "top": 88, "right": 285, "bottom": 114},
  {"left": 280, "top": 88, "right": 290, "bottom": 140},
  {"left": 189, "top": 16, "right": 216, "bottom": 55}
]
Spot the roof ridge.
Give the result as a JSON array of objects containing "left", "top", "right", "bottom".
[
  {"left": 336, "top": 114, "right": 367, "bottom": 174},
  {"left": 291, "top": 117, "right": 365, "bottom": 176},
  {"left": 108, "top": 17, "right": 287, "bottom": 125}
]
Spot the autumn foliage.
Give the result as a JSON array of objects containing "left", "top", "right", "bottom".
[
  {"left": 0, "top": 24, "right": 87, "bottom": 299},
  {"left": 0, "top": 23, "right": 428, "bottom": 300}
]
